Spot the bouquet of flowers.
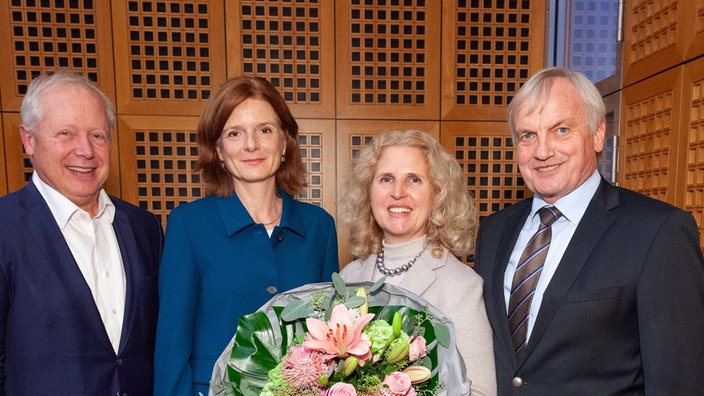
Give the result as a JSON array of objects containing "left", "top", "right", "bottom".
[{"left": 209, "top": 273, "right": 469, "bottom": 395}]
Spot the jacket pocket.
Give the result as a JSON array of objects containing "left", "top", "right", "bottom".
[{"left": 566, "top": 286, "right": 622, "bottom": 303}]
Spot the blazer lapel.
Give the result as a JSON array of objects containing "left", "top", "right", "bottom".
[
  {"left": 521, "top": 179, "right": 619, "bottom": 363},
  {"left": 113, "top": 209, "right": 139, "bottom": 354}
]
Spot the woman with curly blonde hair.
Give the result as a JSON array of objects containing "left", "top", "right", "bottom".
[{"left": 340, "top": 130, "right": 497, "bottom": 396}]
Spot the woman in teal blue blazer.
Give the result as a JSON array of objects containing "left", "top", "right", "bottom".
[{"left": 154, "top": 77, "right": 339, "bottom": 396}]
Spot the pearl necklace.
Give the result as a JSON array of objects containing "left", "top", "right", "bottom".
[{"left": 375, "top": 245, "right": 427, "bottom": 276}]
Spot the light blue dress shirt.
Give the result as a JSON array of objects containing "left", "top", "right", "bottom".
[{"left": 503, "top": 170, "right": 601, "bottom": 341}]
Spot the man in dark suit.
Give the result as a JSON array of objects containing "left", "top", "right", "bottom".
[
  {"left": 0, "top": 71, "right": 163, "bottom": 395},
  {"left": 474, "top": 67, "right": 704, "bottom": 395}
]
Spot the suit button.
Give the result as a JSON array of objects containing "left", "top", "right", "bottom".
[
  {"left": 116, "top": 358, "right": 123, "bottom": 365},
  {"left": 512, "top": 377, "right": 523, "bottom": 388},
  {"left": 267, "top": 285, "right": 277, "bottom": 294},
  {"left": 276, "top": 231, "right": 284, "bottom": 241}
]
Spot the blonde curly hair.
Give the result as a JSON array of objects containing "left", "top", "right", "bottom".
[{"left": 339, "top": 130, "right": 477, "bottom": 259}]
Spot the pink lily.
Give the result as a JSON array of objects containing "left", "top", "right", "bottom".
[{"left": 304, "top": 304, "right": 375, "bottom": 362}]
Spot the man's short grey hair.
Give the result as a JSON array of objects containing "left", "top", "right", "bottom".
[{"left": 20, "top": 71, "right": 116, "bottom": 134}]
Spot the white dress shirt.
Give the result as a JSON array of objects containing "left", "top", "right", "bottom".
[
  {"left": 33, "top": 172, "right": 126, "bottom": 353},
  {"left": 503, "top": 170, "right": 601, "bottom": 342}
]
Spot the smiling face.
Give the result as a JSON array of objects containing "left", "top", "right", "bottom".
[
  {"left": 370, "top": 146, "right": 436, "bottom": 245},
  {"left": 20, "top": 85, "right": 111, "bottom": 215},
  {"left": 216, "top": 98, "right": 287, "bottom": 190},
  {"left": 514, "top": 77, "right": 605, "bottom": 204}
]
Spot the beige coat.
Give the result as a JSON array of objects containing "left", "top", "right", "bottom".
[{"left": 340, "top": 248, "right": 498, "bottom": 396}]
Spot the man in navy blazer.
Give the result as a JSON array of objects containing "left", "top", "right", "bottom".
[
  {"left": 0, "top": 71, "right": 163, "bottom": 395},
  {"left": 474, "top": 68, "right": 704, "bottom": 395}
]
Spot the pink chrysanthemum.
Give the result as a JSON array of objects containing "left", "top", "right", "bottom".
[{"left": 281, "top": 345, "right": 330, "bottom": 390}]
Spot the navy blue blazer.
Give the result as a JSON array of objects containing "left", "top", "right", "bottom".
[
  {"left": 154, "top": 190, "right": 339, "bottom": 396},
  {"left": 0, "top": 180, "right": 163, "bottom": 395},
  {"left": 474, "top": 178, "right": 704, "bottom": 395}
]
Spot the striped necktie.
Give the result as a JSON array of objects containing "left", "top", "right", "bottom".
[{"left": 508, "top": 206, "right": 562, "bottom": 360}]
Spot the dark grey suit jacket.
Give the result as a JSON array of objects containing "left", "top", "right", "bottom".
[
  {"left": 474, "top": 178, "right": 704, "bottom": 395},
  {"left": 0, "top": 180, "right": 163, "bottom": 395}
]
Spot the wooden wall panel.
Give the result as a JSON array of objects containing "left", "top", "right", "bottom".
[
  {"left": 335, "top": 120, "right": 440, "bottom": 266},
  {"left": 619, "top": 67, "right": 687, "bottom": 206},
  {"left": 622, "top": 0, "right": 686, "bottom": 86},
  {"left": 0, "top": 0, "right": 116, "bottom": 111},
  {"left": 440, "top": 122, "right": 531, "bottom": 221},
  {"left": 2, "top": 115, "right": 25, "bottom": 194},
  {"left": 685, "top": 0, "right": 704, "bottom": 61},
  {"left": 226, "top": 1, "right": 336, "bottom": 119},
  {"left": 441, "top": 0, "right": 547, "bottom": 121},
  {"left": 111, "top": 0, "right": 227, "bottom": 116},
  {"left": 117, "top": 115, "right": 202, "bottom": 227},
  {"left": 683, "top": 57, "right": 704, "bottom": 246},
  {"left": 335, "top": 1, "right": 441, "bottom": 120},
  {"left": 441, "top": 121, "right": 532, "bottom": 264},
  {"left": 296, "top": 119, "right": 337, "bottom": 212}
]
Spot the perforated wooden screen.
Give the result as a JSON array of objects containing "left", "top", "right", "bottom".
[
  {"left": 623, "top": 0, "right": 685, "bottom": 86},
  {"left": 441, "top": 0, "right": 546, "bottom": 121},
  {"left": 0, "top": 1, "right": 115, "bottom": 110},
  {"left": 441, "top": 122, "right": 531, "bottom": 264},
  {"left": 118, "top": 116, "right": 201, "bottom": 226},
  {"left": 111, "top": 0, "right": 227, "bottom": 115},
  {"left": 442, "top": 123, "right": 529, "bottom": 219},
  {"left": 684, "top": 59, "right": 704, "bottom": 247},
  {"left": 685, "top": 1, "right": 704, "bottom": 60},
  {"left": 620, "top": 67, "right": 686, "bottom": 205},
  {"left": 295, "top": 120, "right": 337, "bottom": 211},
  {"left": 335, "top": 1, "right": 441, "bottom": 119},
  {"left": 226, "top": 1, "right": 335, "bottom": 118}
]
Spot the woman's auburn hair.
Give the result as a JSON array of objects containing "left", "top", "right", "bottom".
[
  {"left": 196, "top": 76, "right": 306, "bottom": 197},
  {"left": 339, "top": 130, "right": 477, "bottom": 259}
]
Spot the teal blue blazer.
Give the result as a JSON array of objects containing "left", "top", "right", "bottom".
[{"left": 154, "top": 189, "right": 339, "bottom": 396}]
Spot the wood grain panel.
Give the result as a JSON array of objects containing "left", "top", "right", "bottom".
[
  {"left": 683, "top": 58, "right": 704, "bottom": 246},
  {"left": 2, "top": 114, "right": 26, "bottom": 193},
  {"left": 336, "top": 1, "right": 441, "bottom": 120},
  {"left": 619, "top": 67, "right": 686, "bottom": 206},
  {"left": 441, "top": 121, "right": 531, "bottom": 221},
  {"left": 441, "top": 0, "right": 547, "bottom": 121},
  {"left": 117, "top": 115, "right": 202, "bottom": 227},
  {"left": 0, "top": 0, "right": 116, "bottom": 111},
  {"left": 685, "top": 0, "right": 704, "bottom": 61},
  {"left": 296, "top": 119, "right": 337, "bottom": 213},
  {"left": 226, "top": 0, "right": 335, "bottom": 119},
  {"left": 441, "top": 121, "right": 532, "bottom": 264},
  {"left": 622, "top": 0, "right": 686, "bottom": 86},
  {"left": 111, "top": 0, "right": 227, "bottom": 115}
]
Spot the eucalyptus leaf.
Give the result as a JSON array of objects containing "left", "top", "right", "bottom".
[
  {"left": 322, "top": 292, "right": 333, "bottom": 311},
  {"left": 432, "top": 321, "right": 451, "bottom": 348},
  {"left": 369, "top": 277, "right": 386, "bottom": 294},
  {"left": 343, "top": 295, "right": 366, "bottom": 308},
  {"left": 331, "top": 272, "right": 347, "bottom": 297},
  {"left": 280, "top": 300, "right": 314, "bottom": 322}
]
